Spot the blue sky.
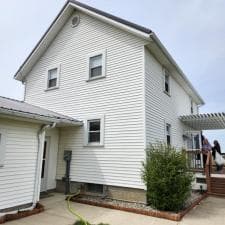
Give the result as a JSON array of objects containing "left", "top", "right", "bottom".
[{"left": 0, "top": 0, "right": 225, "bottom": 149}]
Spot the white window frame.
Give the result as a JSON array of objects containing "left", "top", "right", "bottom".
[
  {"left": 0, "top": 129, "right": 7, "bottom": 167},
  {"left": 87, "top": 50, "right": 106, "bottom": 81},
  {"left": 45, "top": 65, "right": 60, "bottom": 90},
  {"left": 163, "top": 69, "right": 171, "bottom": 96},
  {"left": 84, "top": 115, "right": 105, "bottom": 146},
  {"left": 190, "top": 99, "right": 194, "bottom": 114},
  {"left": 165, "top": 123, "right": 172, "bottom": 145}
]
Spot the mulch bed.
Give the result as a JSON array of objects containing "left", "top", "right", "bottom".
[
  {"left": 71, "top": 192, "right": 207, "bottom": 221},
  {"left": 0, "top": 203, "right": 44, "bottom": 224}
]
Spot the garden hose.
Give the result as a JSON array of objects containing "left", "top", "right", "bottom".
[{"left": 66, "top": 191, "right": 88, "bottom": 225}]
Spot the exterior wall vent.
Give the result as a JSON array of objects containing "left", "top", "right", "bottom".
[{"left": 71, "top": 15, "right": 80, "bottom": 27}]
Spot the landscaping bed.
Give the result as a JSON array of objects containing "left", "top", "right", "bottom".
[
  {"left": 72, "top": 192, "right": 207, "bottom": 221},
  {"left": 0, "top": 203, "right": 44, "bottom": 224}
]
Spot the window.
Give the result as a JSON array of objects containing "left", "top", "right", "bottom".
[
  {"left": 88, "top": 119, "right": 101, "bottom": 143},
  {"left": 86, "top": 183, "right": 104, "bottom": 194},
  {"left": 46, "top": 66, "right": 60, "bottom": 90},
  {"left": 164, "top": 70, "right": 170, "bottom": 95},
  {"left": 191, "top": 100, "right": 194, "bottom": 114},
  {"left": 0, "top": 130, "right": 6, "bottom": 167},
  {"left": 87, "top": 50, "right": 106, "bottom": 80},
  {"left": 166, "top": 123, "right": 171, "bottom": 145},
  {"left": 85, "top": 116, "right": 104, "bottom": 146}
]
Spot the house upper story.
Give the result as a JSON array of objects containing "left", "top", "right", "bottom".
[{"left": 14, "top": 0, "right": 204, "bottom": 125}]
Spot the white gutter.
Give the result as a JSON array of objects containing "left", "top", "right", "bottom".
[{"left": 0, "top": 123, "right": 56, "bottom": 217}]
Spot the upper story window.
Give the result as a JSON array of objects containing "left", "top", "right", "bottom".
[
  {"left": 46, "top": 66, "right": 60, "bottom": 90},
  {"left": 87, "top": 50, "right": 106, "bottom": 81},
  {"left": 166, "top": 123, "right": 171, "bottom": 145},
  {"left": 164, "top": 69, "right": 170, "bottom": 95},
  {"left": 191, "top": 99, "right": 194, "bottom": 114},
  {"left": 84, "top": 116, "right": 105, "bottom": 146},
  {"left": 0, "top": 130, "right": 7, "bottom": 167}
]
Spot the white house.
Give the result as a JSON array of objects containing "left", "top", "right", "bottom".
[{"left": 0, "top": 0, "right": 208, "bottom": 215}]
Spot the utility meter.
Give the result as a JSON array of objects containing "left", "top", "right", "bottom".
[{"left": 64, "top": 150, "right": 72, "bottom": 162}]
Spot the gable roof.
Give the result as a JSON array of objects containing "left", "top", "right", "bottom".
[
  {"left": 70, "top": 0, "right": 152, "bottom": 34},
  {"left": 0, "top": 96, "right": 82, "bottom": 126},
  {"left": 14, "top": 0, "right": 204, "bottom": 105}
]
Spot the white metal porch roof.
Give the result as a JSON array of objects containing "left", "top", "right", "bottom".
[{"left": 180, "top": 113, "right": 225, "bottom": 130}]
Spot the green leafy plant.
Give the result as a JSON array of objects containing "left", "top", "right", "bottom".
[
  {"left": 142, "top": 143, "right": 193, "bottom": 212},
  {"left": 74, "top": 220, "right": 110, "bottom": 225}
]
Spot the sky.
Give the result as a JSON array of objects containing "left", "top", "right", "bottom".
[{"left": 0, "top": 0, "right": 225, "bottom": 149}]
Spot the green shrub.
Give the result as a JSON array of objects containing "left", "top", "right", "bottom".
[
  {"left": 142, "top": 143, "right": 193, "bottom": 212},
  {"left": 74, "top": 220, "right": 109, "bottom": 225},
  {"left": 74, "top": 221, "right": 91, "bottom": 225}
]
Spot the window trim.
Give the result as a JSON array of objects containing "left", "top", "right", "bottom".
[
  {"left": 84, "top": 115, "right": 105, "bottom": 147},
  {"left": 165, "top": 123, "right": 172, "bottom": 145},
  {"left": 87, "top": 50, "right": 106, "bottom": 81},
  {"left": 190, "top": 99, "right": 194, "bottom": 114},
  {"left": 163, "top": 69, "right": 171, "bottom": 96},
  {"left": 0, "top": 129, "right": 7, "bottom": 167},
  {"left": 45, "top": 65, "right": 60, "bottom": 91}
]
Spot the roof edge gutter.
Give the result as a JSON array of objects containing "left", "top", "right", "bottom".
[
  {"left": 149, "top": 32, "right": 205, "bottom": 106},
  {"left": 0, "top": 108, "right": 82, "bottom": 126}
]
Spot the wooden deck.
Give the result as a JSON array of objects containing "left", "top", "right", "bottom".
[{"left": 186, "top": 149, "right": 225, "bottom": 196}]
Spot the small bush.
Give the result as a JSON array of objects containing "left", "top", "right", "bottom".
[
  {"left": 74, "top": 221, "right": 91, "bottom": 225},
  {"left": 142, "top": 143, "right": 193, "bottom": 212},
  {"left": 74, "top": 220, "right": 109, "bottom": 225}
]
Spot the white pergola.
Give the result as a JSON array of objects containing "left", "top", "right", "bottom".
[{"left": 180, "top": 113, "right": 225, "bottom": 130}]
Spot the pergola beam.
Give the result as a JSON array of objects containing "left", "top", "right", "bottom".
[{"left": 180, "top": 112, "right": 225, "bottom": 130}]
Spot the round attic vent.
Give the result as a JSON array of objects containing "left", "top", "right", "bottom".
[{"left": 71, "top": 15, "right": 80, "bottom": 27}]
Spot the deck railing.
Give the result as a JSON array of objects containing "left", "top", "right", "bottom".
[{"left": 185, "top": 149, "right": 204, "bottom": 172}]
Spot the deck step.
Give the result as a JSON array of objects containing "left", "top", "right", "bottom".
[{"left": 209, "top": 177, "right": 225, "bottom": 196}]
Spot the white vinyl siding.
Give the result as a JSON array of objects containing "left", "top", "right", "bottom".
[
  {"left": 145, "top": 47, "right": 195, "bottom": 149},
  {"left": 25, "top": 12, "right": 147, "bottom": 189},
  {"left": 0, "top": 118, "right": 39, "bottom": 211}
]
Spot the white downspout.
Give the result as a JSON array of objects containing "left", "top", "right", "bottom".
[{"left": 0, "top": 122, "right": 56, "bottom": 217}]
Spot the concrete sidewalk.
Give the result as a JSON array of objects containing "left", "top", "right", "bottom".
[{"left": 6, "top": 193, "right": 225, "bottom": 225}]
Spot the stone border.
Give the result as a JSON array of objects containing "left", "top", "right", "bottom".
[
  {"left": 72, "top": 193, "right": 207, "bottom": 221},
  {"left": 0, "top": 203, "right": 44, "bottom": 224}
]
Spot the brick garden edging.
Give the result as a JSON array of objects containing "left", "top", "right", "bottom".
[
  {"left": 0, "top": 203, "right": 44, "bottom": 224},
  {"left": 72, "top": 193, "right": 208, "bottom": 221}
]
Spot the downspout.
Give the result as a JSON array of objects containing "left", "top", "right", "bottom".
[{"left": 0, "top": 122, "right": 56, "bottom": 217}]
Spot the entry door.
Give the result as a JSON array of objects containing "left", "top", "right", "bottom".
[{"left": 40, "top": 137, "right": 50, "bottom": 192}]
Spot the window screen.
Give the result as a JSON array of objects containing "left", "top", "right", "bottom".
[
  {"left": 89, "top": 54, "right": 102, "bottom": 78},
  {"left": 48, "top": 68, "right": 58, "bottom": 88},
  {"left": 166, "top": 124, "right": 171, "bottom": 145},
  {"left": 88, "top": 120, "right": 101, "bottom": 143}
]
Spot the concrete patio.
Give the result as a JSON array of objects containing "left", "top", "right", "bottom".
[{"left": 6, "top": 193, "right": 225, "bottom": 225}]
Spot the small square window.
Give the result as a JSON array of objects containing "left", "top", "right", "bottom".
[
  {"left": 166, "top": 123, "right": 171, "bottom": 145},
  {"left": 87, "top": 50, "right": 106, "bottom": 81},
  {"left": 47, "top": 68, "right": 58, "bottom": 88},
  {"left": 191, "top": 100, "right": 194, "bottom": 114},
  {"left": 84, "top": 116, "right": 105, "bottom": 146},
  {"left": 164, "top": 73, "right": 170, "bottom": 94},
  {"left": 86, "top": 183, "right": 104, "bottom": 194},
  {"left": 90, "top": 55, "right": 103, "bottom": 78},
  {"left": 88, "top": 119, "right": 101, "bottom": 143}
]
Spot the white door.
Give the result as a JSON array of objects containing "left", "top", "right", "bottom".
[{"left": 40, "top": 137, "right": 50, "bottom": 192}]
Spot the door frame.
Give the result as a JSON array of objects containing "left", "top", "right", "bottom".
[{"left": 40, "top": 136, "right": 50, "bottom": 192}]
